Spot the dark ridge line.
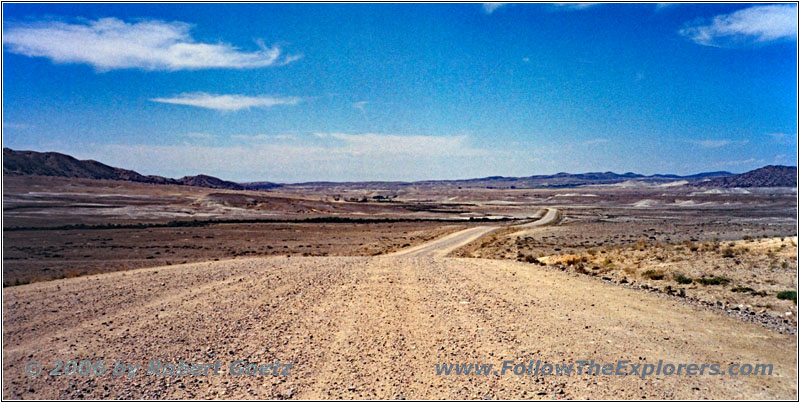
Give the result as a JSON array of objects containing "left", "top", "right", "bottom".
[{"left": 3, "top": 216, "right": 516, "bottom": 232}]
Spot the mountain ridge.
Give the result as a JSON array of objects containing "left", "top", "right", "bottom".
[
  {"left": 3, "top": 148, "right": 244, "bottom": 190},
  {"left": 689, "top": 165, "right": 797, "bottom": 188},
  {"left": 3, "top": 148, "right": 796, "bottom": 189}
]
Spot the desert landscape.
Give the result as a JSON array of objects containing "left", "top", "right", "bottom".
[
  {"left": 2, "top": 149, "right": 798, "bottom": 399},
  {"left": 3, "top": 3, "right": 798, "bottom": 401}
]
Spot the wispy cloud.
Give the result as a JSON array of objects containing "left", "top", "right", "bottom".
[
  {"left": 315, "top": 133, "right": 481, "bottom": 158},
  {"left": 73, "top": 133, "right": 496, "bottom": 181},
  {"left": 185, "top": 132, "right": 216, "bottom": 140},
  {"left": 2, "top": 17, "right": 301, "bottom": 71},
  {"left": 482, "top": 3, "right": 508, "bottom": 14},
  {"left": 655, "top": 3, "right": 679, "bottom": 11},
  {"left": 353, "top": 101, "right": 368, "bottom": 113},
  {"left": 773, "top": 154, "right": 790, "bottom": 164},
  {"left": 687, "top": 139, "right": 748, "bottom": 148},
  {"left": 581, "top": 138, "right": 609, "bottom": 146},
  {"left": 710, "top": 157, "right": 763, "bottom": 168},
  {"left": 150, "top": 93, "right": 302, "bottom": 112},
  {"left": 767, "top": 132, "right": 797, "bottom": 146},
  {"left": 679, "top": 5, "right": 797, "bottom": 47},
  {"left": 231, "top": 134, "right": 298, "bottom": 141},
  {"left": 552, "top": 3, "right": 601, "bottom": 11},
  {"left": 2, "top": 122, "right": 32, "bottom": 130}
]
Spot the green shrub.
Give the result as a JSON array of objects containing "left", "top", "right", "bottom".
[
  {"left": 674, "top": 274, "right": 693, "bottom": 285},
  {"left": 642, "top": 270, "right": 664, "bottom": 280},
  {"left": 731, "top": 286, "right": 755, "bottom": 293},
  {"left": 696, "top": 276, "right": 730, "bottom": 286},
  {"left": 522, "top": 255, "right": 539, "bottom": 264},
  {"left": 777, "top": 291, "right": 797, "bottom": 304}
]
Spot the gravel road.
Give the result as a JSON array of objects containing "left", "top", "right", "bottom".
[{"left": 3, "top": 220, "right": 797, "bottom": 399}]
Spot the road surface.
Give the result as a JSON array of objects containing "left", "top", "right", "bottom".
[
  {"left": 387, "top": 208, "right": 560, "bottom": 258},
  {"left": 3, "top": 220, "right": 797, "bottom": 399},
  {"left": 510, "top": 208, "right": 561, "bottom": 236},
  {"left": 387, "top": 226, "right": 499, "bottom": 258}
]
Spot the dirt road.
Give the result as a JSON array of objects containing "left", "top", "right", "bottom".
[
  {"left": 3, "top": 224, "right": 797, "bottom": 399},
  {"left": 510, "top": 208, "right": 560, "bottom": 236},
  {"left": 387, "top": 208, "right": 559, "bottom": 258},
  {"left": 387, "top": 226, "right": 499, "bottom": 258}
]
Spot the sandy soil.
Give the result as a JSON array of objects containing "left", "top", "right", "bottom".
[
  {"left": 3, "top": 231, "right": 797, "bottom": 399},
  {"left": 3, "top": 222, "right": 467, "bottom": 285}
]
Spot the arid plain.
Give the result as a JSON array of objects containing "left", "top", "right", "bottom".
[{"left": 3, "top": 170, "right": 798, "bottom": 399}]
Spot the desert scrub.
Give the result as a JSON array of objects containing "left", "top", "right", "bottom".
[
  {"left": 562, "top": 255, "right": 587, "bottom": 265},
  {"left": 673, "top": 274, "right": 693, "bottom": 284},
  {"left": 642, "top": 270, "right": 665, "bottom": 280},
  {"left": 777, "top": 291, "right": 797, "bottom": 304},
  {"left": 731, "top": 286, "right": 755, "bottom": 293},
  {"left": 696, "top": 276, "right": 730, "bottom": 286}
]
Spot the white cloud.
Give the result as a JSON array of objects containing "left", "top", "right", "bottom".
[
  {"left": 353, "top": 101, "right": 367, "bottom": 112},
  {"left": 767, "top": 132, "right": 797, "bottom": 146},
  {"left": 655, "top": 3, "right": 679, "bottom": 11},
  {"left": 552, "top": 3, "right": 601, "bottom": 11},
  {"left": 773, "top": 154, "right": 789, "bottom": 164},
  {"left": 314, "top": 133, "right": 482, "bottom": 158},
  {"left": 2, "top": 122, "right": 31, "bottom": 130},
  {"left": 2, "top": 17, "right": 300, "bottom": 71},
  {"left": 581, "top": 138, "right": 609, "bottom": 146},
  {"left": 687, "top": 139, "right": 748, "bottom": 148},
  {"left": 482, "top": 3, "right": 508, "bottom": 14},
  {"left": 150, "top": 93, "right": 302, "bottom": 111},
  {"left": 231, "top": 134, "right": 298, "bottom": 141},
  {"left": 74, "top": 133, "right": 493, "bottom": 181},
  {"left": 185, "top": 132, "right": 215, "bottom": 140},
  {"left": 711, "top": 157, "right": 763, "bottom": 168},
  {"left": 679, "top": 5, "right": 797, "bottom": 47}
]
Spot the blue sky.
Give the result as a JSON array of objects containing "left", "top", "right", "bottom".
[{"left": 2, "top": 3, "right": 797, "bottom": 182}]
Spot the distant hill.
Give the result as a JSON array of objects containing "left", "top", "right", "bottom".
[
  {"left": 3, "top": 148, "right": 244, "bottom": 190},
  {"left": 240, "top": 181, "right": 283, "bottom": 190},
  {"left": 176, "top": 174, "right": 244, "bottom": 190},
  {"left": 692, "top": 165, "right": 797, "bottom": 188},
  {"left": 6, "top": 147, "right": 793, "bottom": 190},
  {"left": 290, "top": 170, "right": 735, "bottom": 190}
]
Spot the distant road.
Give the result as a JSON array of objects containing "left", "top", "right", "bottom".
[
  {"left": 386, "top": 225, "right": 499, "bottom": 258},
  {"left": 388, "top": 208, "right": 560, "bottom": 258},
  {"left": 510, "top": 207, "right": 560, "bottom": 236}
]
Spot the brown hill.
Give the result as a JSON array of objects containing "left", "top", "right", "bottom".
[
  {"left": 177, "top": 174, "right": 245, "bottom": 190},
  {"left": 3, "top": 148, "right": 243, "bottom": 190},
  {"left": 693, "top": 165, "right": 797, "bottom": 188}
]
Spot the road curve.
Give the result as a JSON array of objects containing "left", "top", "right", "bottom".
[
  {"left": 510, "top": 208, "right": 560, "bottom": 236},
  {"left": 388, "top": 208, "right": 560, "bottom": 258}
]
